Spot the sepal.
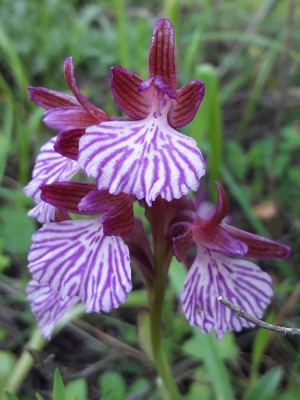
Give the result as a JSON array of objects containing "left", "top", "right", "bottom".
[
  {"left": 28, "top": 87, "right": 79, "bottom": 110},
  {"left": 148, "top": 18, "right": 177, "bottom": 89},
  {"left": 168, "top": 80, "right": 205, "bottom": 128},
  {"left": 111, "top": 66, "right": 150, "bottom": 120},
  {"left": 222, "top": 224, "right": 291, "bottom": 259}
]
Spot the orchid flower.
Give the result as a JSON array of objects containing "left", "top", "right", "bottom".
[
  {"left": 24, "top": 57, "right": 110, "bottom": 222},
  {"left": 24, "top": 18, "right": 292, "bottom": 397},
  {"left": 170, "top": 182, "right": 291, "bottom": 340},
  {"left": 78, "top": 18, "right": 206, "bottom": 206},
  {"left": 29, "top": 57, "right": 109, "bottom": 160},
  {"left": 27, "top": 181, "right": 135, "bottom": 338}
]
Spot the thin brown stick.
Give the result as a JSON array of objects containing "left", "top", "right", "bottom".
[{"left": 218, "top": 296, "right": 300, "bottom": 335}]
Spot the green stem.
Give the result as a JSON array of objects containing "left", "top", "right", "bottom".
[
  {"left": 4, "top": 304, "right": 85, "bottom": 395},
  {"left": 4, "top": 329, "right": 47, "bottom": 395},
  {"left": 149, "top": 245, "right": 181, "bottom": 400}
]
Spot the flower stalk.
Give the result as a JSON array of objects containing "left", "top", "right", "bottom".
[{"left": 149, "top": 224, "right": 181, "bottom": 399}]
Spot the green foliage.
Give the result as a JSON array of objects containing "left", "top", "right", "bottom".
[
  {"left": 4, "top": 392, "right": 20, "bottom": 400},
  {"left": 98, "top": 372, "right": 127, "bottom": 400},
  {"left": 244, "top": 367, "right": 283, "bottom": 400},
  {"left": 0, "top": 353, "right": 15, "bottom": 398},
  {"left": 53, "top": 369, "right": 66, "bottom": 400},
  {"left": 66, "top": 379, "right": 88, "bottom": 400}
]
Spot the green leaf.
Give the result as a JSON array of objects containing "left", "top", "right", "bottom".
[
  {"left": 244, "top": 367, "right": 283, "bottom": 400},
  {"left": 0, "top": 351, "right": 16, "bottom": 396},
  {"left": 183, "top": 366, "right": 213, "bottom": 400},
  {"left": 36, "top": 394, "right": 45, "bottom": 400},
  {"left": 4, "top": 392, "right": 20, "bottom": 400},
  {"left": 251, "top": 313, "right": 275, "bottom": 375},
  {"left": 98, "top": 372, "right": 127, "bottom": 400},
  {"left": 0, "top": 206, "right": 36, "bottom": 255},
  {"left": 101, "top": 389, "right": 112, "bottom": 400},
  {"left": 183, "top": 331, "right": 239, "bottom": 361},
  {"left": 66, "top": 378, "right": 87, "bottom": 400},
  {"left": 53, "top": 369, "right": 66, "bottom": 400},
  {"left": 225, "top": 141, "right": 247, "bottom": 180}
]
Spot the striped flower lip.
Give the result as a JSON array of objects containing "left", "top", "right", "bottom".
[
  {"left": 27, "top": 216, "right": 132, "bottom": 339},
  {"left": 78, "top": 18, "right": 206, "bottom": 206},
  {"left": 170, "top": 182, "right": 291, "bottom": 339}
]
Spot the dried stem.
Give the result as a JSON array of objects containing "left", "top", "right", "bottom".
[{"left": 218, "top": 296, "right": 300, "bottom": 335}]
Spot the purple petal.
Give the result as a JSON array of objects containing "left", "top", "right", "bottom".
[
  {"left": 206, "top": 182, "right": 230, "bottom": 226},
  {"left": 78, "top": 114, "right": 205, "bottom": 206},
  {"left": 43, "top": 107, "right": 102, "bottom": 131},
  {"left": 173, "top": 230, "right": 193, "bottom": 262},
  {"left": 138, "top": 76, "right": 177, "bottom": 100},
  {"left": 54, "top": 129, "right": 85, "bottom": 160},
  {"left": 27, "top": 280, "right": 79, "bottom": 339},
  {"left": 79, "top": 191, "right": 134, "bottom": 236},
  {"left": 192, "top": 221, "right": 247, "bottom": 257},
  {"left": 63, "top": 57, "right": 109, "bottom": 121},
  {"left": 41, "top": 181, "right": 96, "bottom": 214},
  {"left": 28, "top": 87, "right": 79, "bottom": 110},
  {"left": 28, "top": 218, "right": 132, "bottom": 313},
  {"left": 181, "top": 244, "right": 273, "bottom": 340},
  {"left": 23, "top": 137, "right": 81, "bottom": 204},
  {"left": 28, "top": 201, "right": 56, "bottom": 223},
  {"left": 148, "top": 18, "right": 177, "bottom": 89},
  {"left": 79, "top": 190, "right": 131, "bottom": 213},
  {"left": 169, "top": 80, "right": 205, "bottom": 128},
  {"left": 222, "top": 223, "right": 291, "bottom": 259},
  {"left": 111, "top": 66, "right": 151, "bottom": 120}
]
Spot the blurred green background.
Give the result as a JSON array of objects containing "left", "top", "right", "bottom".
[{"left": 0, "top": 0, "right": 300, "bottom": 399}]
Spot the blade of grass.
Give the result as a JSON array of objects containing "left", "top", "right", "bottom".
[
  {"left": 0, "top": 27, "right": 29, "bottom": 100},
  {"left": 0, "top": 101, "right": 14, "bottom": 185},
  {"left": 237, "top": 41, "right": 281, "bottom": 140},
  {"left": 243, "top": 367, "right": 283, "bottom": 400},
  {"left": 200, "top": 32, "right": 300, "bottom": 63},
  {"left": 192, "top": 64, "right": 222, "bottom": 201},
  {"left": 53, "top": 369, "right": 66, "bottom": 400},
  {"left": 164, "top": 0, "right": 180, "bottom": 37},
  {"left": 114, "top": 0, "right": 129, "bottom": 69}
]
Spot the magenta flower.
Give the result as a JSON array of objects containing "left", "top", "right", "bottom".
[
  {"left": 27, "top": 182, "right": 135, "bottom": 338},
  {"left": 29, "top": 57, "right": 109, "bottom": 160},
  {"left": 78, "top": 19, "right": 206, "bottom": 206},
  {"left": 170, "top": 183, "right": 290, "bottom": 340},
  {"left": 24, "top": 57, "right": 110, "bottom": 222}
]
